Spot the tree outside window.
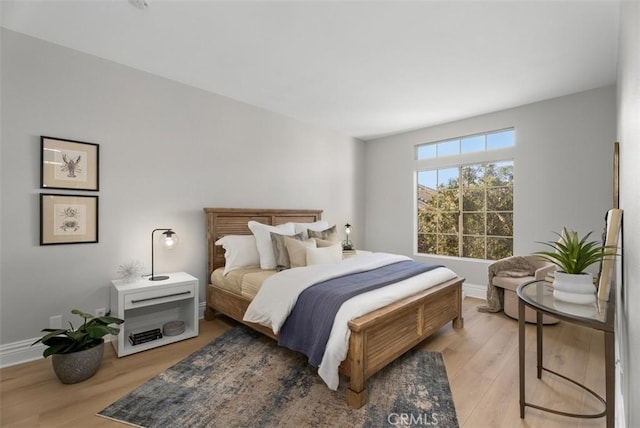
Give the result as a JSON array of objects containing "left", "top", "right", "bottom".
[{"left": 417, "top": 161, "right": 513, "bottom": 260}]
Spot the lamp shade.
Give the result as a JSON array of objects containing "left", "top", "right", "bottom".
[{"left": 160, "top": 230, "right": 179, "bottom": 249}]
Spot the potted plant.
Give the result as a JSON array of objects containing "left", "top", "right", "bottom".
[
  {"left": 534, "top": 228, "right": 618, "bottom": 304},
  {"left": 32, "top": 309, "right": 124, "bottom": 384}
]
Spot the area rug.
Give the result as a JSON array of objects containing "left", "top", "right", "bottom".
[{"left": 98, "top": 326, "right": 458, "bottom": 427}]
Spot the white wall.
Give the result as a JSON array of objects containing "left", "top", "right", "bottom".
[
  {"left": 364, "top": 86, "right": 616, "bottom": 290},
  {"left": 0, "top": 29, "right": 365, "bottom": 348},
  {"left": 616, "top": 2, "right": 639, "bottom": 426}
]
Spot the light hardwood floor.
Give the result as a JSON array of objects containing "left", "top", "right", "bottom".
[{"left": 0, "top": 297, "right": 606, "bottom": 427}]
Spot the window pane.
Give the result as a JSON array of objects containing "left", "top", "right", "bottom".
[
  {"left": 463, "top": 236, "right": 485, "bottom": 259},
  {"left": 487, "top": 129, "right": 514, "bottom": 150},
  {"left": 486, "top": 187, "right": 513, "bottom": 211},
  {"left": 461, "top": 165, "right": 484, "bottom": 187},
  {"left": 487, "top": 237, "right": 513, "bottom": 260},
  {"left": 438, "top": 189, "right": 458, "bottom": 211},
  {"left": 417, "top": 144, "right": 436, "bottom": 160},
  {"left": 418, "top": 190, "right": 436, "bottom": 211},
  {"left": 462, "top": 188, "right": 485, "bottom": 211},
  {"left": 438, "top": 168, "right": 459, "bottom": 188},
  {"left": 437, "top": 234, "right": 459, "bottom": 256},
  {"left": 463, "top": 213, "right": 485, "bottom": 235},
  {"left": 487, "top": 212, "right": 513, "bottom": 236},
  {"left": 418, "top": 233, "right": 436, "bottom": 254},
  {"left": 461, "top": 135, "right": 485, "bottom": 153},
  {"left": 417, "top": 170, "right": 437, "bottom": 189},
  {"left": 417, "top": 210, "right": 437, "bottom": 233},
  {"left": 438, "top": 212, "right": 459, "bottom": 234},
  {"left": 437, "top": 139, "right": 460, "bottom": 157}
]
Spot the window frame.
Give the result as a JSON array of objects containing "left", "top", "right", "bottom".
[{"left": 414, "top": 128, "right": 515, "bottom": 261}]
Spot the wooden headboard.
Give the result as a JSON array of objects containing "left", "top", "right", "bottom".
[{"left": 204, "top": 208, "right": 323, "bottom": 276}]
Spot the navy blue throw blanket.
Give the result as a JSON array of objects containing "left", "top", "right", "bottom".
[{"left": 278, "top": 260, "right": 443, "bottom": 367}]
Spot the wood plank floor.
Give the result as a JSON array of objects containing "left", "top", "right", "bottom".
[{"left": 0, "top": 297, "right": 606, "bottom": 427}]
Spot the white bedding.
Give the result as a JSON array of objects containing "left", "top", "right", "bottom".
[{"left": 243, "top": 253, "right": 457, "bottom": 390}]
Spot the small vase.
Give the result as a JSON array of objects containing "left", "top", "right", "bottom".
[{"left": 552, "top": 272, "right": 596, "bottom": 304}]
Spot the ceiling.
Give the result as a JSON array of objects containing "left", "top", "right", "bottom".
[{"left": 1, "top": 1, "right": 620, "bottom": 140}]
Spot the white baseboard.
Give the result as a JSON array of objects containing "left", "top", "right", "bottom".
[
  {"left": 1, "top": 302, "right": 210, "bottom": 369},
  {"left": 0, "top": 338, "right": 46, "bottom": 368},
  {"left": 463, "top": 282, "right": 486, "bottom": 300}
]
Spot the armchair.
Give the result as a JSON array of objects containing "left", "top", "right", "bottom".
[{"left": 484, "top": 255, "right": 558, "bottom": 324}]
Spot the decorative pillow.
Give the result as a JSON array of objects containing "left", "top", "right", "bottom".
[
  {"left": 313, "top": 237, "right": 336, "bottom": 248},
  {"left": 308, "top": 225, "right": 339, "bottom": 243},
  {"left": 293, "top": 220, "right": 330, "bottom": 240},
  {"left": 271, "top": 232, "right": 304, "bottom": 270},
  {"left": 306, "top": 243, "right": 343, "bottom": 266},
  {"left": 285, "top": 237, "right": 317, "bottom": 268},
  {"left": 214, "top": 235, "right": 260, "bottom": 276},
  {"left": 248, "top": 221, "right": 296, "bottom": 270}
]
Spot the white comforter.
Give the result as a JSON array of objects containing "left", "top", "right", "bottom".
[{"left": 243, "top": 253, "right": 457, "bottom": 390}]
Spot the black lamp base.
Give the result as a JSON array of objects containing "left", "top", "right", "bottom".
[{"left": 149, "top": 275, "right": 169, "bottom": 281}]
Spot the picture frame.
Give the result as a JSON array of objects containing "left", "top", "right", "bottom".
[
  {"left": 41, "top": 136, "right": 99, "bottom": 191},
  {"left": 613, "top": 141, "right": 619, "bottom": 209},
  {"left": 597, "top": 209, "right": 622, "bottom": 302},
  {"left": 40, "top": 194, "right": 99, "bottom": 245}
]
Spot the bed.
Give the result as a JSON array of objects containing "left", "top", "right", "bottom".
[{"left": 204, "top": 207, "right": 464, "bottom": 408}]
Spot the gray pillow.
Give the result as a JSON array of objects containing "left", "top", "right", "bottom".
[
  {"left": 308, "top": 225, "right": 339, "bottom": 243},
  {"left": 270, "top": 232, "right": 304, "bottom": 270}
]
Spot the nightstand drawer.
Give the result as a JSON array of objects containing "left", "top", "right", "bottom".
[{"left": 124, "top": 284, "right": 194, "bottom": 309}]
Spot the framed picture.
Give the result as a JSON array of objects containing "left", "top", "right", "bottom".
[
  {"left": 613, "top": 141, "right": 619, "bottom": 209},
  {"left": 40, "top": 194, "right": 99, "bottom": 245},
  {"left": 41, "top": 136, "right": 99, "bottom": 191},
  {"left": 597, "top": 208, "right": 622, "bottom": 301}
]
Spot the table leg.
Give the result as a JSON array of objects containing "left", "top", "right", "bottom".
[
  {"left": 605, "top": 330, "right": 615, "bottom": 428},
  {"left": 519, "top": 297, "right": 526, "bottom": 418},
  {"left": 537, "top": 311, "right": 543, "bottom": 379}
]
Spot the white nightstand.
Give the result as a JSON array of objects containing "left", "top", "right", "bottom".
[{"left": 110, "top": 272, "right": 199, "bottom": 357}]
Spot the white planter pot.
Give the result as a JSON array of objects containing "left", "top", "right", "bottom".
[{"left": 553, "top": 272, "right": 596, "bottom": 304}]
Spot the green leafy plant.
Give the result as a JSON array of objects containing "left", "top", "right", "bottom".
[
  {"left": 32, "top": 309, "right": 124, "bottom": 358},
  {"left": 534, "top": 228, "right": 618, "bottom": 274}
]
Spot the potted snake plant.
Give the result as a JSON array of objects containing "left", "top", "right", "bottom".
[
  {"left": 534, "top": 228, "right": 618, "bottom": 304},
  {"left": 32, "top": 309, "right": 123, "bottom": 384}
]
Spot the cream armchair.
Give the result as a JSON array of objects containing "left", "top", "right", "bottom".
[{"left": 488, "top": 255, "right": 558, "bottom": 324}]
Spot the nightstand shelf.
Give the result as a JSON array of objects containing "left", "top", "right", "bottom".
[{"left": 110, "top": 272, "right": 199, "bottom": 357}]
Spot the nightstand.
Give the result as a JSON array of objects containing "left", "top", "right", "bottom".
[
  {"left": 110, "top": 272, "right": 199, "bottom": 357},
  {"left": 342, "top": 249, "right": 373, "bottom": 259}
]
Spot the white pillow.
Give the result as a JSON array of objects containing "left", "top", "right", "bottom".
[
  {"left": 248, "top": 221, "right": 296, "bottom": 269},
  {"left": 306, "top": 243, "right": 343, "bottom": 266},
  {"left": 214, "top": 235, "right": 260, "bottom": 276},
  {"left": 293, "top": 220, "right": 330, "bottom": 240}
]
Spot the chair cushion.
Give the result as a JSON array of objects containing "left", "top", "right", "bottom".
[{"left": 492, "top": 275, "right": 535, "bottom": 292}]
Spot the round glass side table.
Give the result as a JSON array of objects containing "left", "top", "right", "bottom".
[{"left": 517, "top": 279, "right": 615, "bottom": 428}]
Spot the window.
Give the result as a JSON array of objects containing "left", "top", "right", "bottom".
[
  {"left": 416, "top": 129, "right": 514, "bottom": 160},
  {"left": 416, "top": 129, "right": 514, "bottom": 260}
]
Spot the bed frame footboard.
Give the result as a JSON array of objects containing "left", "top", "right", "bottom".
[{"left": 345, "top": 277, "right": 464, "bottom": 408}]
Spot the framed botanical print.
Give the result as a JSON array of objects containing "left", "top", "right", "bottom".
[
  {"left": 40, "top": 136, "right": 99, "bottom": 191},
  {"left": 40, "top": 194, "right": 99, "bottom": 245}
]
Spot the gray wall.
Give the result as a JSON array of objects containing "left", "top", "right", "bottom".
[
  {"left": 616, "top": 2, "right": 639, "bottom": 425},
  {"left": 0, "top": 29, "right": 365, "bottom": 346},
  {"left": 363, "top": 86, "right": 616, "bottom": 289}
]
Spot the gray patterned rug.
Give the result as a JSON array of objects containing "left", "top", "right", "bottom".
[{"left": 98, "top": 326, "right": 458, "bottom": 427}]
